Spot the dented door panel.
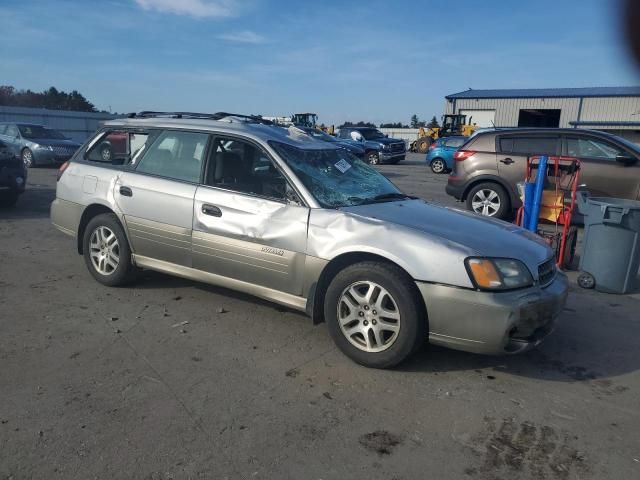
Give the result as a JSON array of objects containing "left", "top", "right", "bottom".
[{"left": 192, "top": 186, "right": 309, "bottom": 295}]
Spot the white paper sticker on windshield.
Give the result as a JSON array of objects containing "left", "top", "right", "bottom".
[{"left": 334, "top": 159, "right": 351, "bottom": 173}]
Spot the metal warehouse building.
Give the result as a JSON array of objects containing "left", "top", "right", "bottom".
[{"left": 444, "top": 86, "right": 640, "bottom": 143}]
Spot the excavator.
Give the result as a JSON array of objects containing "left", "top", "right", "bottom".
[{"left": 410, "top": 114, "right": 477, "bottom": 153}]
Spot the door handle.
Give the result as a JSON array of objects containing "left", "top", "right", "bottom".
[
  {"left": 202, "top": 204, "right": 222, "bottom": 217},
  {"left": 119, "top": 186, "right": 133, "bottom": 197},
  {"left": 500, "top": 158, "right": 514, "bottom": 165}
]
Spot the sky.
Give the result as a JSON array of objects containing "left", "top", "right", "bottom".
[{"left": 1, "top": 0, "right": 638, "bottom": 126}]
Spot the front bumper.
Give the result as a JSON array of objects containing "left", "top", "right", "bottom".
[
  {"left": 0, "top": 164, "right": 27, "bottom": 194},
  {"left": 379, "top": 150, "right": 406, "bottom": 163},
  {"left": 33, "top": 149, "right": 73, "bottom": 166},
  {"left": 417, "top": 271, "right": 568, "bottom": 355}
]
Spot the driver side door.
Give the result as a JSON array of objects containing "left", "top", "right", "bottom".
[{"left": 192, "top": 136, "right": 309, "bottom": 296}]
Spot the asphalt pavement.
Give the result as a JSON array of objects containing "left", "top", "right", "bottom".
[{"left": 1, "top": 153, "right": 639, "bottom": 480}]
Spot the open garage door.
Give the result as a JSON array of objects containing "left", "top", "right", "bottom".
[{"left": 459, "top": 110, "right": 496, "bottom": 128}]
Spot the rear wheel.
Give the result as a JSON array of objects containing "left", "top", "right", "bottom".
[
  {"left": 99, "top": 143, "right": 113, "bottom": 162},
  {"left": 466, "top": 182, "right": 510, "bottom": 219},
  {"left": 82, "top": 213, "right": 137, "bottom": 286},
  {"left": 324, "top": 261, "right": 426, "bottom": 368},
  {"left": 430, "top": 158, "right": 446, "bottom": 174}
]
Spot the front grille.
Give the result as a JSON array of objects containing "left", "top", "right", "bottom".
[
  {"left": 538, "top": 258, "right": 556, "bottom": 286},
  {"left": 389, "top": 142, "right": 405, "bottom": 153},
  {"left": 51, "top": 145, "right": 76, "bottom": 157}
]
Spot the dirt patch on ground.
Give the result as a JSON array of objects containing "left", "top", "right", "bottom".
[{"left": 359, "top": 430, "right": 404, "bottom": 456}]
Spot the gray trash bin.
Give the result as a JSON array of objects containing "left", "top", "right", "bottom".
[{"left": 576, "top": 192, "right": 640, "bottom": 294}]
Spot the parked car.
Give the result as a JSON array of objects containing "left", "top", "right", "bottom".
[
  {"left": 446, "top": 128, "right": 640, "bottom": 219},
  {"left": 0, "top": 123, "right": 81, "bottom": 168},
  {"left": 51, "top": 112, "right": 568, "bottom": 368},
  {"left": 300, "top": 127, "right": 365, "bottom": 158},
  {"left": 0, "top": 139, "right": 27, "bottom": 207},
  {"left": 337, "top": 127, "right": 406, "bottom": 165},
  {"left": 426, "top": 136, "right": 466, "bottom": 174}
]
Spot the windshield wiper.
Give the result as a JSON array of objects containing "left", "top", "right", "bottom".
[{"left": 369, "top": 192, "right": 415, "bottom": 203}]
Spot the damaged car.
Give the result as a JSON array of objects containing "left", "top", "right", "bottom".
[{"left": 51, "top": 112, "right": 568, "bottom": 368}]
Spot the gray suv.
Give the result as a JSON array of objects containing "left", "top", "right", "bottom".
[
  {"left": 446, "top": 128, "right": 640, "bottom": 219},
  {"left": 51, "top": 112, "right": 567, "bottom": 368}
]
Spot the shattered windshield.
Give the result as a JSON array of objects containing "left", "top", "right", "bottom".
[{"left": 270, "top": 141, "right": 408, "bottom": 208}]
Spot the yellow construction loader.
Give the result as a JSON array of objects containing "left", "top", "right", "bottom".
[{"left": 410, "top": 114, "right": 477, "bottom": 153}]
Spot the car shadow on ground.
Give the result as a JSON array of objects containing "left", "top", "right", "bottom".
[
  {"left": 133, "top": 270, "right": 640, "bottom": 387},
  {"left": 0, "top": 185, "right": 55, "bottom": 220}
]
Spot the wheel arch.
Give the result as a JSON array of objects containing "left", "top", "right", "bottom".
[
  {"left": 306, "top": 251, "right": 427, "bottom": 327},
  {"left": 77, "top": 203, "right": 121, "bottom": 254}
]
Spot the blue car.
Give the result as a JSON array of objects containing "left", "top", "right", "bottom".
[{"left": 426, "top": 136, "right": 466, "bottom": 174}]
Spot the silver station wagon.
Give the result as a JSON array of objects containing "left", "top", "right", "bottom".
[{"left": 51, "top": 112, "right": 568, "bottom": 368}]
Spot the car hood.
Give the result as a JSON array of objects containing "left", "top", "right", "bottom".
[
  {"left": 336, "top": 140, "right": 365, "bottom": 153},
  {"left": 342, "top": 199, "right": 552, "bottom": 270},
  {"left": 27, "top": 138, "right": 80, "bottom": 148}
]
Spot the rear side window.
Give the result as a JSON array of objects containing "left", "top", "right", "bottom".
[
  {"left": 0, "top": 125, "right": 6, "bottom": 135},
  {"left": 499, "top": 136, "right": 558, "bottom": 155},
  {"left": 135, "top": 130, "right": 209, "bottom": 183},
  {"left": 86, "top": 130, "right": 151, "bottom": 165},
  {"left": 445, "top": 138, "right": 465, "bottom": 148},
  {"left": 5, "top": 125, "right": 18, "bottom": 137},
  {"left": 566, "top": 137, "right": 623, "bottom": 160}
]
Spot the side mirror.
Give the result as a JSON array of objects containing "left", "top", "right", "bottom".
[
  {"left": 350, "top": 131, "right": 364, "bottom": 142},
  {"left": 615, "top": 154, "right": 637, "bottom": 165}
]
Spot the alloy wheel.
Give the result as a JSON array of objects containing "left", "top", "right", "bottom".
[
  {"left": 471, "top": 189, "right": 501, "bottom": 216},
  {"left": 101, "top": 146, "right": 112, "bottom": 162},
  {"left": 431, "top": 159, "right": 445, "bottom": 173},
  {"left": 89, "top": 226, "right": 120, "bottom": 275},
  {"left": 22, "top": 149, "right": 33, "bottom": 168},
  {"left": 337, "top": 281, "right": 401, "bottom": 353},
  {"left": 368, "top": 152, "right": 379, "bottom": 165}
]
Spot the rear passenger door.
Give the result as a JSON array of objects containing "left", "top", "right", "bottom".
[
  {"left": 496, "top": 134, "right": 560, "bottom": 187},
  {"left": 192, "top": 136, "right": 309, "bottom": 296},
  {"left": 115, "top": 129, "right": 209, "bottom": 267},
  {"left": 564, "top": 135, "right": 640, "bottom": 199}
]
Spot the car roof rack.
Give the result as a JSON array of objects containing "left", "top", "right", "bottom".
[{"left": 126, "top": 111, "right": 275, "bottom": 125}]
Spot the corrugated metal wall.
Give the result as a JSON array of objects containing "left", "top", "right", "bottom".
[
  {"left": 444, "top": 96, "right": 640, "bottom": 130},
  {"left": 444, "top": 98, "right": 580, "bottom": 127},
  {"left": 0, "top": 106, "right": 122, "bottom": 142},
  {"left": 379, "top": 128, "right": 420, "bottom": 144}
]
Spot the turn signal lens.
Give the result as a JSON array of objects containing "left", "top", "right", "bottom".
[{"left": 467, "top": 258, "right": 502, "bottom": 288}]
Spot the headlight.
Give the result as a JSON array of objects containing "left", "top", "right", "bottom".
[{"left": 465, "top": 257, "right": 533, "bottom": 291}]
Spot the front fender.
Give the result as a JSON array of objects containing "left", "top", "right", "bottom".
[{"left": 307, "top": 209, "right": 474, "bottom": 288}]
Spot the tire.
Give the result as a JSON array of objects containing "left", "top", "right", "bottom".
[
  {"left": 416, "top": 137, "right": 432, "bottom": 154},
  {"left": 577, "top": 272, "right": 595, "bottom": 289},
  {"left": 21, "top": 148, "right": 34, "bottom": 168},
  {"left": 0, "top": 190, "right": 19, "bottom": 208},
  {"left": 466, "top": 182, "right": 510, "bottom": 219},
  {"left": 82, "top": 213, "right": 137, "bottom": 286},
  {"left": 430, "top": 158, "right": 446, "bottom": 174},
  {"left": 366, "top": 151, "right": 380, "bottom": 165},
  {"left": 99, "top": 143, "right": 113, "bottom": 162},
  {"left": 561, "top": 226, "right": 578, "bottom": 270},
  {"left": 324, "top": 261, "right": 427, "bottom": 369}
]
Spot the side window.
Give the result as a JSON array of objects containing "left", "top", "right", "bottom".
[
  {"left": 446, "top": 138, "right": 465, "bottom": 148},
  {"left": 338, "top": 129, "right": 351, "bottom": 139},
  {"left": 204, "top": 137, "right": 289, "bottom": 201},
  {"left": 136, "top": 130, "right": 208, "bottom": 183},
  {"left": 86, "top": 130, "right": 151, "bottom": 165},
  {"left": 0, "top": 125, "right": 6, "bottom": 135},
  {"left": 5, "top": 125, "right": 18, "bottom": 137},
  {"left": 566, "top": 137, "right": 623, "bottom": 160},
  {"left": 499, "top": 136, "right": 558, "bottom": 155}
]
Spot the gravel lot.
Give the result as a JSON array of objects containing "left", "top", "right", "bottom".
[{"left": 1, "top": 153, "right": 639, "bottom": 479}]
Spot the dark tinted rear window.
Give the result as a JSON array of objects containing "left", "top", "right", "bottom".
[{"left": 499, "top": 136, "right": 558, "bottom": 155}]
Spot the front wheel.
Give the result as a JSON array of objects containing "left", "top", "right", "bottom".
[
  {"left": 466, "top": 182, "right": 510, "bottom": 219},
  {"left": 324, "top": 261, "right": 427, "bottom": 368},
  {"left": 22, "top": 148, "right": 34, "bottom": 168},
  {"left": 416, "top": 137, "right": 432, "bottom": 154},
  {"left": 366, "top": 151, "right": 380, "bottom": 165},
  {"left": 83, "top": 213, "right": 137, "bottom": 286},
  {"left": 430, "top": 158, "right": 446, "bottom": 174}
]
